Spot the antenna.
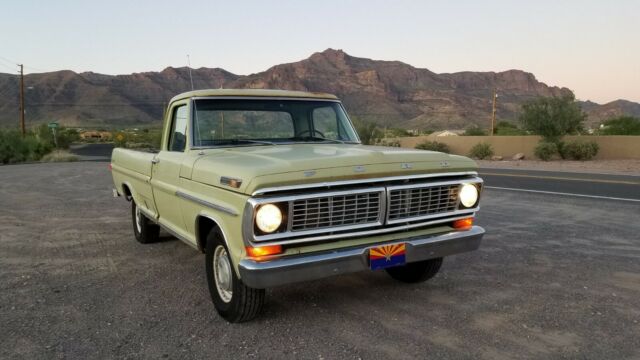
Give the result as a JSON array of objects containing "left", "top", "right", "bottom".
[{"left": 187, "top": 54, "right": 194, "bottom": 90}]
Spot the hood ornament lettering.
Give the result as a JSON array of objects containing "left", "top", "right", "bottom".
[
  {"left": 303, "top": 170, "right": 316, "bottom": 177},
  {"left": 353, "top": 165, "right": 366, "bottom": 173},
  {"left": 401, "top": 163, "right": 412, "bottom": 169},
  {"left": 440, "top": 161, "right": 450, "bottom": 168}
]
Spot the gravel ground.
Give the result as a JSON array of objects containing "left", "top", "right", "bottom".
[
  {"left": 477, "top": 159, "right": 640, "bottom": 176},
  {"left": 1, "top": 162, "right": 639, "bottom": 359}
]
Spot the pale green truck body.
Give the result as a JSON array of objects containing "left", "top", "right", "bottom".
[{"left": 111, "top": 89, "right": 484, "bottom": 322}]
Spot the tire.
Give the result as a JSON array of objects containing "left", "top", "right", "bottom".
[
  {"left": 131, "top": 201, "right": 160, "bottom": 244},
  {"left": 205, "top": 229, "right": 265, "bottom": 323},
  {"left": 385, "top": 257, "right": 443, "bottom": 283}
]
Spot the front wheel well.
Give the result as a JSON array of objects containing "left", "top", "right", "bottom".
[
  {"left": 196, "top": 216, "right": 221, "bottom": 253},
  {"left": 121, "top": 184, "right": 133, "bottom": 201}
]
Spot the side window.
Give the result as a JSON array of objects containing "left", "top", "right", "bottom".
[
  {"left": 169, "top": 105, "right": 188, "bottom": 152},
  {"left": 312, "top": 107, "right": 339, "bottom": 139}
]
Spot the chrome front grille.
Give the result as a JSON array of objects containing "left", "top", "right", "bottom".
[
  {"left": 291, "top": 191, "right": 382, "bottom": 231},
  {"left": 387, "top": 183, "right": 460, "bottom": 223},
  {"left": 247, "top": 176, "right": 482, "bottom": 245}
]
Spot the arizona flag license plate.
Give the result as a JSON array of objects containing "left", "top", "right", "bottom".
[{"left": 369, "top": 243, "right": 406, "bottom": 270}]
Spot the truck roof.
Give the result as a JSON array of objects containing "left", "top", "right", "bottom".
[{"left": 169, "top": 89, "right": 339, "bottom": 103}]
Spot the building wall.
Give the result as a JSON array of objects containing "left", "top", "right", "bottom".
[{"left": 396, "top": 135, "right": 640, "bottom": 160}]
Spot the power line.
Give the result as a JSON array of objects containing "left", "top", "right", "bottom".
[
  {"left": 0, "top": 62, "right": 17, "bottom": 72},
  {"left": 0, "top": 55, "right": 19, "bottom": 65}
]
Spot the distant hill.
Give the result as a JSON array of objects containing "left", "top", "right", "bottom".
[{"left": 0, "top": 49, "right": 638, "bottom": 130}]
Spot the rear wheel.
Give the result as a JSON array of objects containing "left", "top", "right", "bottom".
[
  {"left": 205, "top": 229, "right": 264, "bottom": 323},
  {"left": 131, "top": 201, "right": 160, "bottom": 244},
  {"left": 385, "top": 257, "right": 443, "bottom": 283}
]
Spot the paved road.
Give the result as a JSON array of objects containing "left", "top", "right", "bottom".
[
  {"left": 69, "top": 143, "right": 114, "bottom": 161},
  {"left": 1, "top": 162, "right": 639, "bottom": 359},
  {"left": 480, "top": 168, "right": 640, "bottom": 201}
]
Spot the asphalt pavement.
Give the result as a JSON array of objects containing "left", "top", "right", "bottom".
[
  {"left": 1, "top": 162, "right": 639, "bottom": 359},
  {"left": 479, "top": 168, "right": 640, "bottom": 201}
]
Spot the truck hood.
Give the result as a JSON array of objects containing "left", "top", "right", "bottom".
[{"left": 189, "top": 144, "right": 477, "bottom": 195}]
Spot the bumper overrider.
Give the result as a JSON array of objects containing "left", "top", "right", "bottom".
[{"left": 238, "top": 225, "right": 484, "bottom": 288}]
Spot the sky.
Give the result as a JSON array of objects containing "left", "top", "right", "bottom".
[{"left": 0, "top": 0, "right": 638, "bottom": 103}]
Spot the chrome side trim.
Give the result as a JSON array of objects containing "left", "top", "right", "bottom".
[
  {"left": 251, "top": 171, "right": 479, "bottom": 196},
  {"left": 176, "top": 191, "right": 238, "bottom": 216}
]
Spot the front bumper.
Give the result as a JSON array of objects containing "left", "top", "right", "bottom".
[{"left": 238, "top": 225, "right": 485, "bottom": 288}]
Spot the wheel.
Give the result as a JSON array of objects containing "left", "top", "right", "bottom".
[
  {"left": 205, "top": 229, "right": 265, "bottom": 323},
  {"left": 131, "top": 201, "right": 160, "bottom": 244},
  {"left": 385, "top": 257, "right": 443, "bottom": 283}
]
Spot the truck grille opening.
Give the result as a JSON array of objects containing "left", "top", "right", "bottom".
[
  {"left": 291, "top": 192, "right": 382, "bottom": 231},
  {"left": 388, "top": 184, "right": 460, "bottom": 221}
]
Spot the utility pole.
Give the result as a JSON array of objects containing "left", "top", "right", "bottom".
[
  {"left": 19, "top": 64, "right": 25, "bottom": 137},
  {"left": 490, "top": 88, "right": 497, "bottom": 136}
]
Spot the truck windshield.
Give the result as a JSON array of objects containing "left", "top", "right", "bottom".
[{"left": 192, "top": 99, "right": 360, "bottom": 147}]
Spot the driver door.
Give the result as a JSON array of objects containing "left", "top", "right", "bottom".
[{"left": 151, "top": 101, "right": 190, "bottom": 236}]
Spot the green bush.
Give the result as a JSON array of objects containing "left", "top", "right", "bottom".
[
  {"left": 0, "top": 129, "right": 54, "bottom": 164},
  {"left": 463, "top": 126, "right": 487, "bottom": 136},
  {"left": 415, "top": 141, "right": 450, "bottom": 153},
  {"left": 600, "top": 116, "right": 640, "bottom": 135},
  {"left": 562, "top": 140, "right": 599, "bottom": 160},
  {"left": 468, "top": 142, "right": 494, "bottom": 159},
  {"left": 534, "top": 141, "right": 558, "bottom": 161}
]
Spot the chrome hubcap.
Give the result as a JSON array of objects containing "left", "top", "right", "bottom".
[
  {"left": 213, "top": 245, "right": 233, "bottom": 303},
  {"left": 135, "top": 206, "right": 143, "bottom": 233}
]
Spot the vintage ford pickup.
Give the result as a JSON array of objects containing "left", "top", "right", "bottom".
[{"left": 111, "top": 89, "right": 484, "bottom": 322}]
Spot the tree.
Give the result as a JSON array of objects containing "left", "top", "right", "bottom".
[
  {"left": 519, "top": 95, "right": 586, "bottom": 142},
  {"left": 600, "top": 116, "right": 640, "bottom": 135}
]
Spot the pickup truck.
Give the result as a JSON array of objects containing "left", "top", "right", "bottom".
[{"left": 111, "top": 89, "right": 484, "bottom": 322}]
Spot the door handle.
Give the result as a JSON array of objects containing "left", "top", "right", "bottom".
[{"left": 151, "top": 158, "right": 160, "bottom": 164}]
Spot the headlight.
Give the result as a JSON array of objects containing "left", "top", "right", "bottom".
[
  {"left": 459, "top": 183, "right": 479, "bottom": 208},
  {"left": 255, "top": 204, "right": 283, "bottom": 233}
]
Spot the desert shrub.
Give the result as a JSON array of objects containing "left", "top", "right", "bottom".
[
  {"left": 600, "top": 116, "right": 640, "bottom": 135},
  {"left": 377, "top": 139, "right": 401, "bottom": 147},
  {"left": 41, "top": 150, "right": 78, "bottom": 162},
  {"left": 0, "top": 129, "right": 54, "bottom": 164},
  {"left": 415, "top": 141, "right": 450, "bottom": 153},
  {"left": 463, "top": 126, "right": 487, "bottom": 136},
  {"left": 562, "top": 140, "right": 599, "bottom": 160},
  {"left": 534, "top": 141, "right": 558, "bottom": 161},
  {"left": 468, "top": 142, "right": 494, "bottom": 159},
  {"left": 495, "top": 121, "right": 528, "bottom": 135}
]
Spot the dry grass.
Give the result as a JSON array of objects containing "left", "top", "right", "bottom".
[{"left": 40, "top": 150, "right": 79, "bottom": 163}]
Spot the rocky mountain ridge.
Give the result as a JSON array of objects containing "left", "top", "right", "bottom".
[{"left": 0, "top": 49, "right": 637, "bottom": 130}]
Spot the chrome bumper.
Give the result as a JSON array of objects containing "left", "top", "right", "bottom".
[{"left": 238, "top": 226, "right": 484, "bottom": 289}]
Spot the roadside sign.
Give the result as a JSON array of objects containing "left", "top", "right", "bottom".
[{"left": 48, "top": 122, "right": 59, "bottom": 129}]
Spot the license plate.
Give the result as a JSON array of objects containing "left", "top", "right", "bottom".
[{"left": 369, "top": 243, "right": 406, "bottom": 270}]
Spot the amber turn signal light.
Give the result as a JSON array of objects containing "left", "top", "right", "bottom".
[
  {"left": 246, "top": 245, "right": 282, "bottom": 260},
  {"left": 452, "top": 218, "right": 473, "bottom": 230}
]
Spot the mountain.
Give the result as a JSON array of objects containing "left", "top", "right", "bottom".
[
  {"left": 0, "top": 49, "right": 638, "bottom": 130},
  {"left": 578, "top": 99, "right": 640, "bottom": 124}
]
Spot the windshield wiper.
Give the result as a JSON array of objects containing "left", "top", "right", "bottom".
[
  {"left": 291, "top": 136, "right": 346, "bottom": 144},
  {"left": 226, "top": 139, "right": 277, "bottom": 146}
]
